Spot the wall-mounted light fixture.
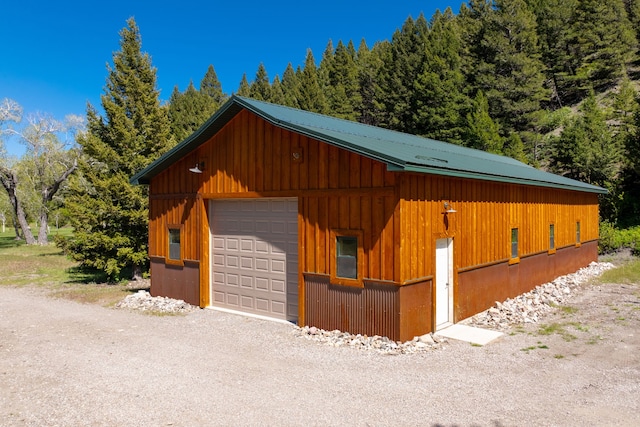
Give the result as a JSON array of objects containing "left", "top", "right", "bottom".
[
  {"left": 443, "top": 202, "right": 457, "bottom": 214},
  {"left": 189, "top": 162, "right": 204, "bottom": 174}
]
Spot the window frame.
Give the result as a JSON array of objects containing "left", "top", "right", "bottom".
[
  {"left": 329, "top": 229, "right": 364, "bottom": 288},
  {"left": 548, "top": 223, "right": 556, "bottom": 254},
  {"left": 166, "top": 224, "right": 184, "bottom": 266},
  {"left": 576, "top": 221, "right": 581, "bottom": 247},
  {"left": 509, "top": 227, "right": 520, "bottom": 265}
]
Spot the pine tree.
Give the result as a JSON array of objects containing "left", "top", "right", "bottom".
[
  {"left": 199, "top": 64, "right": 227, "bottom": 107},
  {"left": 168, "top": 81, "right": 217, "bottom": 142},
  {"left": 527, "top": 0, "right": 579, "bottom": 107},
  {"left": 327, "top": 40, "right": 361, "bottom": 121},
  {"left": 569, "top": 0, "right": 635, "bottom": 95},
  {"left": 503, "top": 132, "right": 528, "bottom": 163},
  {"left": 248, "top": 63, "right": 272, "bottom": 101},
  {"left": 464, "top": 91, "right": 504, "bottom": 154},
  {"left": 297, "top": 50, "right": 327, "bottom": 113},
  {"left": 57, "top": 18, "right": 173, "bottom": 280},
  {"left": 625, "top": 0, "right": 640, "bottom": 42},
  {"left": 378, "top": 15, "right": 429, "bottom": 133},
  {"left": 356, "top": 39, "right": 385, "bottom": 126},
  {"left": 550, "top": 90, "right": 622, "bottom": 186},
  {"left": 281, "top": 63, "right": 301, "bottom": 108},
  {"left": 270, "top": 76, "right": 286, "bottom": 106},
  {"left": 318, "top": 40, "right": 335, "bottom": 101},
  {"left": 619, "top": 93, "right": 640, "bottom": 226},
  {"left": 473, "top": 0, "right": 548, "bottom": 138},
  {"left": 236, "top": 74, "right": 251, "bottom": 97},
  {"left": 414, "top": 8, "right": 469, "bottom": 144}
]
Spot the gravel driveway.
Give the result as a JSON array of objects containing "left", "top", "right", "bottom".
[{"left": 1, "top": 279, "right": 639, "bottom": 427}]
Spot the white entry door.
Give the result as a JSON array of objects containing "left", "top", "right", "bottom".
[{"left": 435, "top": 238, "right": 453, "bottom": 329}]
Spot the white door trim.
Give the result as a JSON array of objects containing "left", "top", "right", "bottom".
[{"left": 435, "top": 237, "right": 454, "bottom": 330}]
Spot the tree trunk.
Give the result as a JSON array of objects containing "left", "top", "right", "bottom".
[
  {"left": 0, "top": 167, "right": 36, "bottom": 244},
  {"left": 36, "top": 159, "right": 77, "bottom": 245},
  {"left": 37, "top": 211, "right": 49, "bottom": 245},
  {"left": 12, "top": 217, "right": 22, "bottom": 240},
  {"left": 131, "top": 264, "right": 143, "bottom": 281}
]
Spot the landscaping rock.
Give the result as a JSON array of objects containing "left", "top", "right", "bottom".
[
  {"left": 464, "top": 261, "right": 615, "bottom": 330},
  {"left": 116, "top": 290, "right": 196, "bottom": 314}
]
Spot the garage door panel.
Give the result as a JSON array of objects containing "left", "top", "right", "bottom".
[{"left": 210, "top": 198, "right": 298, "bottom": 322}]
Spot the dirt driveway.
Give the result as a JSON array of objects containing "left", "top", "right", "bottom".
[{"left": 1, "top": 278, "right": 638, "bottom": 427}]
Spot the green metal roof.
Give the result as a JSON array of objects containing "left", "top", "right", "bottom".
[{"left": 131, "top": 95, "right": 606, "bottom": 194}]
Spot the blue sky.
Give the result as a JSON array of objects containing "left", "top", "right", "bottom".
[{"left": 1, "top": 1, "right": 462, "bottom": 156}]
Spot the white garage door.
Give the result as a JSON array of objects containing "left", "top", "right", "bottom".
[{"left": 210, "top": 198, "right": 298, "bottom": 322}]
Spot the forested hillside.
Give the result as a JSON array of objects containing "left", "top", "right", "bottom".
[{"left": 170, "top": 0, "right": 640, "bottom": 228}]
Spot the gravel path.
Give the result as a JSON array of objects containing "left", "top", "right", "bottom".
[{"left": 1, "top": 279, "right": 639, "bottom": 427}]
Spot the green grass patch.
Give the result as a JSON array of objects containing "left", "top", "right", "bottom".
[
  {"left": 598, "top": 259, "right": 640, "bottom": 285},
  {"left": 521, "top": 343, "right": 549, "bottom": 353},
  {"left": 554, "top": 354, "right": 565, "bottom": 359},
  {"left": 0, "top": 229, "right": 129, "bottom": 306},
  {"left": 559, "top": 305, "right": 579, "bottom": 315},
  {"left": 538, "top": 323, "right": 578, "bottom": 341}
]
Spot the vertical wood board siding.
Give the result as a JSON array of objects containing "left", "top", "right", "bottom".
[{"left": 398, "top": 174, "right": 599, "bottom": 282}]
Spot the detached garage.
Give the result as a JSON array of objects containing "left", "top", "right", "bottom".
[{"left": 131, "top": 96, "right": 605, "bottom": 341}]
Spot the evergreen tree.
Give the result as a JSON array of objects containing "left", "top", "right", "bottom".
[
  {"left": 414, "top": 8, "right": 469, "bottom": 144},
  {"left": 464, "top": 91, "right": 504, "bottom": 154},
  {"left": 569, "top": 0, "right": 635, "bottom": 94},
  {"left": 527, "top": 0, "right": 579, "bottom": 107},
  {"left": 625, "top": 0, "right": 640, "bottom": 42},
  {"left": 503, "top": 132, "right": 528, "bottom": 163},
  {"left": 236, "top": 74, "right": 251, "bottom": 97},
  {"left": 281, "top": 63, "right": 301, "bottom": 108},
  {"left": 318, "top": 40, "right": 335, "bottom": 100},
  {"left": 612, "top": 75, "right": 638, "bottom": 139},
  {"left": 248, "top": 63, "right": 272, "bottom": 101},
  {"left": 473, "top": 0, "right": 548, "bottom": 139},
  {"left": 297, "top": 50, "right": 328, "bottom": 113},
  {"left": 378, "top": 15, "right": 429, "bottom": 133},
  {"left": 619, "top": 93, "right": 640, "bottom": 226},
  {"left": 57, "top": 18, "right": 173, "bottom": 280},
  {"left": 270, "top": 75, "right": 286, "bottom": 106},
  {"left": 355, "top": 39, "right": 385, "bottom": 126},
  {"left": 550, "top": 91, "right": 623, "bottom": 187},
  {"left": 327, "top": 40, "right": 361, "bottom": 121},
  {"left": 168, "top": 81, "right": 217, "bottom": 142},
  {"left": 199, "top": 64, "right": 227, "bottom": 107}
]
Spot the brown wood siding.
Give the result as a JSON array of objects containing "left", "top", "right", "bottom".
[
  {"left": 148, "top": 196, "right": 199, "bottom": 260},
  {"left": 398, "top": 174, "right": 600, "bottom": 282}
]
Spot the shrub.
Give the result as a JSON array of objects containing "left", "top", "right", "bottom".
[{"left": 599, "top": 221, "right": 640, "bottom": 255}]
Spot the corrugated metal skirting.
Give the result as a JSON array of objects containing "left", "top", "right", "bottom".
[{"left": 304, "top": 274, "right": 400, "bottom": 340}]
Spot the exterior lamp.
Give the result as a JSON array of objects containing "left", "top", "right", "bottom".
[
  {"left": 189, "top": 162, "right": 204, "bottom": 174},
  {"left": 443, "top": 202, "right": 456, "bottom": 214}
]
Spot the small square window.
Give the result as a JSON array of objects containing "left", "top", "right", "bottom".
[
  {"left": 168, "top": 228, "right": 181, "bottom": 260},
  {"left": 511, "top": 228, "right": 519, "bottom": 259},
  {"left": 549, "top": 224, "right": 555, "bottom": 250},
  {"left": 576, "top": 222, "right": 581, "bottom": 244}
]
